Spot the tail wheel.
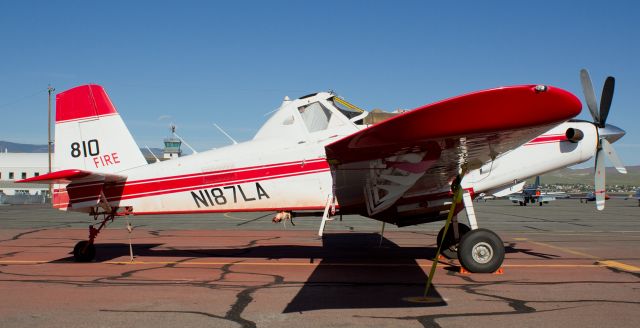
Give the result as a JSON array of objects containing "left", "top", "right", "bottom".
[
  {"left": 437, "top": 223, "right": 470, "bottom": 259},
  {"left": 73, "top": 240, "right": 96, "bottom": 262},
  {"left": 457, "top": 228, "right": 505, "bottom": 273}
]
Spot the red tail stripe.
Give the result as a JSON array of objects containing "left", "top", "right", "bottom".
[{"left": 56, "top": 85, "right": 117, "bottom": 123}]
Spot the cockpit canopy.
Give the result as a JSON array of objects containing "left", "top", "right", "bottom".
[{"left": 253, "top": 92, "right": 369, "bottom": 142}]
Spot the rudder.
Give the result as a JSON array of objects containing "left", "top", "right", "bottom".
[{"left": 55, "top": 84, "right": 147, "bottom": 174}]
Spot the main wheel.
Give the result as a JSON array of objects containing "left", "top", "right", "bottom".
[
  {"left": 73, "top": 240, "right": 96, "bottom": 262},
  {"left": 457, "top": 228, "right": 505, "bottom": 273},
  {"left": 437, "top": 223, "right": 470, "bottom": 259}
]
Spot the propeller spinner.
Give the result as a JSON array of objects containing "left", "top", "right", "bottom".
[{"left": 579, "top": 69, "right": 627, "bottom": 210}]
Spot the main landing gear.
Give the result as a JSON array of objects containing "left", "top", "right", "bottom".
[
  {"left": 437, "top": 222, "right": 470, "bottom": 259},
  {"left": 457, "top": 228, "right": 505, "bottom": 273},
  {"left": 440, "top": 190, "right": 505, "bottom": 273}
]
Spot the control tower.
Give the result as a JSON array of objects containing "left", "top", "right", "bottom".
[{"left": 163, "top": 125, "right": 182, "bottom": 159}]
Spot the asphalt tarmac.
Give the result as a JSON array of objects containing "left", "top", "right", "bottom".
[{"left": 0, "top": 199, "right": 638, "bottom": 328}]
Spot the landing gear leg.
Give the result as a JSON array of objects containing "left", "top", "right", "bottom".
[
  {"left": 456, "top": 189, "right": 505, "bottom": 273},
  {"left": 318, "top": 194, "right": 336, "bottom": 237}
]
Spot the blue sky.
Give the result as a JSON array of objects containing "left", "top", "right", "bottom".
[{"left": 1, "top": 1, "right": 638, "bottom": 165}]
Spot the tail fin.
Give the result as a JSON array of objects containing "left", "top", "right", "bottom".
[
  {"left": 534, "top": 176, "right": 541, "bottom": 188},
  {"left": 55, "top": 85, "right": 147, "bottom": 173}
]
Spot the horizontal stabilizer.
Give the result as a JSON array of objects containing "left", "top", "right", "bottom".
[{"left": 18, "top": 169, "right": 127, "bottom": 184}]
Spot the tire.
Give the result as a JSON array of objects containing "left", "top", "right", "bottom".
[
  {"left": 73, "top": 240, "right": 96, "bottom": 262},
  {"left": 457, "top": 228, "right": 505, "bottom": 273},
  {"left": 437, "top": 223, "right": 471, "bottom": 259}
]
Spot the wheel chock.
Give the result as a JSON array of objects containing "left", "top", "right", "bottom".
[{"left": 458, "top": 266, "right": 504, "bottom": 275}]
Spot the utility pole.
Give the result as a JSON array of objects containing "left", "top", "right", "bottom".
[{"left": 47, "top": 85, "right": 55, "bottom": 199}]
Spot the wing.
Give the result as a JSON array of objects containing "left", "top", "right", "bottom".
[
  {"left": 326, "top": 85, "right": 581, "bottom": 226},
  {"left": 18, "top": 169, "right": 127, "bottom": 210}
]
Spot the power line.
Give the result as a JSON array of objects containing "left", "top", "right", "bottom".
[{"left": 0, "top": 88, "right": 48, "bottom": 110}]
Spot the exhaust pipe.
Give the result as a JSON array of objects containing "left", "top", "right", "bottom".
[{"left": 565, "top": 128, "right": 584, "bottom": 143}]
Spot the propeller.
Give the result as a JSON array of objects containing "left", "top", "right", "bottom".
[{"left": 579, "top": 69, "right": 627, "bottom": 210}]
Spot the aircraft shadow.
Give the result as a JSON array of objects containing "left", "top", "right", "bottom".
[
  {"left": 283, "top": 233, "right": 447, "bottom": 312},
  {"left": 53, "top": 233, "right": 447, "bottom": 310}
]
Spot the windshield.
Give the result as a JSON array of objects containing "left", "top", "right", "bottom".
[{"left": 330, "top": 96, "right": 365, "bottom": 122}]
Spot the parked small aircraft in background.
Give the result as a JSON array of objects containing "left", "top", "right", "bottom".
[
  {"left": 631, "top": 190, "right": 640, "bottom": 206},
  {"left": 19, "top": 69, "right": 626, "bottom": 273},
  {"left": 509, "top": 176, "right": 560, "bottom": 206},
  {"left": 580, "top": 192, "right": 611, "bottom": 203}
]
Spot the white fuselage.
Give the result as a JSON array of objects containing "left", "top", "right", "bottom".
[{"left": 58, "top": 90, "right": 598, "bottom": 221}]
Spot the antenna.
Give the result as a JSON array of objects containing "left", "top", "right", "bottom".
[
  {"left": 213, "top": 123, "right": 238, "bottom": 145},
  {"left": 144, "top": 145, "right": 160, "bottom": 162},
  {"left": 264, "top": 96, "right": 292, "bottom": 116}
]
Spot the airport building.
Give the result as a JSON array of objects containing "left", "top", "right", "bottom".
[
  {"left": 0, "top": 152, "right": 51, "bottom": 196},
  {"left": 0, "top": 152, "right": 51, "bottom": 204}
]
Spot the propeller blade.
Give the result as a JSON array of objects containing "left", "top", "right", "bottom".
[
  {"left": 599, "top": 76, "right": 615, "bottom": 126},
  {"left": 601, "top": 138, "right": 627, "bottom": 174},
  {"left": 594, "top": 148, "right": 606, "bottom": 211},
  {"left": 580, "top": 69, "right": 600, "bottom": 124}
]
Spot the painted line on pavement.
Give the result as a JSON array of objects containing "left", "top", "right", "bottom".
[
  {"left": 0, "top": 259, "right": 608, "bottom": 269},
  {"left": 517, "top": 238, "right": 640, "bottom": 272}
]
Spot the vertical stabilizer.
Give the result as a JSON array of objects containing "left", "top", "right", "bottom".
[{"left": 55, "top": 85, "right": 146, "bottom": 173}]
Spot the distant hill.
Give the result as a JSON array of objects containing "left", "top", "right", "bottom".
[
  {"left": 531, "top": 166, "right": 640, "bottom": 186},
  {"left": 0, "top": 140, "right": 163, "bottom": 162},
  {"left": 0, "top": 141, "right": 50, "bottom": 153}
]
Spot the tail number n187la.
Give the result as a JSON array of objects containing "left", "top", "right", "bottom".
[{"left": 191, "top": 183, "right": 270, "bottom": 208}]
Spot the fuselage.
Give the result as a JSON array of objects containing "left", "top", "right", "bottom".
[{"left": 56, "top": 92, "right": 600, "bottom": 225}]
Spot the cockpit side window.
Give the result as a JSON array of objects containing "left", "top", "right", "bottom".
[{"left": 298, "top": 102, "right": 332, "bottom": 132}]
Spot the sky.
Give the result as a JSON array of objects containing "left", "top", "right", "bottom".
[{"left": 1, "top": 0, "right": 638, "bottom": 166}]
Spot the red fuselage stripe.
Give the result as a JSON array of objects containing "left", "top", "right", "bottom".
[
  {"left": 525, "top": 134, "right": 567, "bottom": 145},
  {"left": 125, "top": 206, "right": 330, "bottom": 216},
  {"left": 61, "top": 159, "right": 330, "bottom": 204}
]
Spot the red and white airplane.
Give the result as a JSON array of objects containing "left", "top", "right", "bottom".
[{"left": 19, "top": 69, "right": 626, "bottom": 273}]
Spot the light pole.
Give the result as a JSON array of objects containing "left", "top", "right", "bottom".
[{"left": 47, "top": 85, "right": 55, "bottom": 199}]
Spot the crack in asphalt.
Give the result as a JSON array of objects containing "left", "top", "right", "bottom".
[
  {"left": 90, "top": 237, "right": 288, "bottom": 328},
  {"left": 2, "top": 224, "right": 638, "bottom": 327},
  {"left": 356, "top": 264, "right": 640, "bottom": 328},
  {"left": 0, "top": 226, "right": 67, "bottom": 242}
]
